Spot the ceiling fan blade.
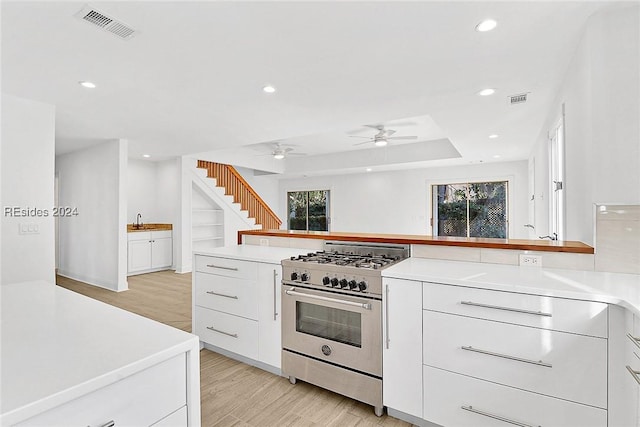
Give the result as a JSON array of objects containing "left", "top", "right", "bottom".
[
  {"left": 384, "top": 129, "right": 397, "bottom": 137},
  {"left": 363, "top": 124, "right": 385, "bottom": 131},
  {"left": 387, "top": 135, "right": 418, "bottom": 140},
  {"left": 349, "top": 135, "right": 373, "bottom": 139},
  {"left": 288, "top": 152, "right": 307, "bottom": 156}
]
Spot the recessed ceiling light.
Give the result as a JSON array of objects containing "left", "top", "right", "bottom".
[
  {"left": 476, "top": 19, "right": 497, "bottom": 32},
  {"left": 493, "top": 155, "right": 501, "bottom": 159},
  {"left": 478, "top": 88, "right": 495, "bottom": 96},
  {"left": 374, "top": 139, "right": 388, "bottom": 147},
  {"left": 79, "top": 81, "right": 96, "bottom": 89},
  {"left": 142, "top": 154, "right": 151, "bottom": 158},
  {"left": 366, "top": 168, "right": 372, "bottom": 172},
  {"left": 262, "top": 85, "right": 276, "bottom": 93},
  {"left": 489, "top": 134, "right": 499, "bottom": 139}
]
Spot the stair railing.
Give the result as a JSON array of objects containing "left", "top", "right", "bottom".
[{"left": 196, "top": 160, "right": 282, "bottom": 230}]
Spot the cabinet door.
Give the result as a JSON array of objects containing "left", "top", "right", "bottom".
[
  {"left": 258, "top": 263, "right": 282, "bottom": 369},
  {"left": 382, "top": 278, "right": 422, "bottom": 418},
  {"left": 128, "top": 239, "right": 152, "bottom": 273},
  {"left": 151, "top": 237, "right": 173, "bottom": 269}
]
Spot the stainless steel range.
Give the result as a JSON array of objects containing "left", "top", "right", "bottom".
[{"left": 281, "top": 241, "right": 410, "bottom": 416}]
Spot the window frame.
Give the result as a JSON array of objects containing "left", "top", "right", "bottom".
[{"left": 427, "top": 177, "right": 513, "bottom": 238}]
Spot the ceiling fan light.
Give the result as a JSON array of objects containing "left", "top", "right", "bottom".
[
  {"left": 374, "top": 139, "right": 388, "bottom": 147},
  {"left": 273, "top": 153, "right": 285, "bottom": 160},
  {"left": 476, "top": 19, "right": 497, "bottom": 32}
]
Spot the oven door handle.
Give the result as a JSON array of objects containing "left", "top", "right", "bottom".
[{"left": 284, "top": 287, "right": 372, "bottom": 310}]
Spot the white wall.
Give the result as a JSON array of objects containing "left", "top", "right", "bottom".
[
  {"left": 234, "top": 166, "right": 280, "bottom": 220},
  {"left": 1, "top": 94, "right": 56, "bottom": 284},
  {"left": 127, "top": 158, "right": 179, "bottom": 225},
  {"left": 278, "top": 161, "right": 528, "bottom": 238},
  {"left": 530, "top": 4, "right": 640, "bottom": 246},
  {"left": 56, "top": 140, "right": 128, "bottom": 291}
]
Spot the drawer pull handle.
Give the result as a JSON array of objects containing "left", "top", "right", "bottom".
[
  {"left": 206, "top": 326, "right": 238, "bottom": 338},
  {"left": 461, "top": 405, "right": 540, "bottom": 427},
  {"left": 206, "top": 264, "right": 239, "bottom": 271},
  {"left": 627, "top": 333, "right": 640, "bottom": 349},
  {"left": 461, "top": 346, "right": 552, "bottom": 368},
  {"left": 461, "top": 301, "right": 552, "bottom": 317},
  {"left": 206, "top": 291, "right": 238, "bottom": 300},
  {"left": 627, "top": 365, "right": 640, "bottom": 385}
]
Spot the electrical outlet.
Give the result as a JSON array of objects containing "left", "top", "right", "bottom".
[
  {"left": 19, "top": 223, "right": 40, "bottom": 235},
  {"left": 259, "top": 238, "right": 269, "bottom": 247},
  {"left": 519, "top": 254, "right": 542, "bottom": 267}
]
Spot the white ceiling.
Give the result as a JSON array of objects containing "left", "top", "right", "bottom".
[{"left": 1, "top": 1, "right": 615, "bottom": 174}]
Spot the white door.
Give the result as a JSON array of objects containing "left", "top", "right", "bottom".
[
  {"left": 382, "top": 278, "right": 423, "bottom": 418},
  {"left": 151, "top": 237, "right": 173, "bottom": 269},
  {"left": 128, "top": 240, "right": 151, "bottom": 273},
  {"left": 257, "top": 263, "right": 281, "bottom": 369}
]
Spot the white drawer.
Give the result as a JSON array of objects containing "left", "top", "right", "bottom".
[
  {"left": 194, "top": 305, "right": 259, "bottom": 359},
  {"left": 128, "top": 231, "right": 152, "bottom": 241},
  {"left": 423, "top": 282, "right": 608, "bottom": 338},
  {"left": 195, "top": 255, "right": 258, "bottom": 280},
  {"left": 423, "top": 365, "right": 607, "bottom": 427},
  {"left": 423, "top": 310, "right": 607, "bottom": 408},
  {"left": 17, "top": 354, "right": 186, "bottom": 427},
  {"left": 151, "top": 406, "right": 187, "bottom": 426},
  {"left": 194, "top": 272, "right": 258, "bottom": 320},
  {"left": 152, "top": 230, "right": 172, "bottom": 239}
]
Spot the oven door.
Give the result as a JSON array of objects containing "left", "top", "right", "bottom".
[{"left": 281, "top": 283, "right": 382, "bottom": 376}]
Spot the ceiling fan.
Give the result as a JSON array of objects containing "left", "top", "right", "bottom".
[
  {"left": 265, "top": 142, "right": 306, "bottom": 160},
  {"left": 350, "top": 125, "right": 418, "bottom": 147}
]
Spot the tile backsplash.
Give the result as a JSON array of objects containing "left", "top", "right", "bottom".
[{"left": 594, "top": 204, "right": 640, "bottom": 274}]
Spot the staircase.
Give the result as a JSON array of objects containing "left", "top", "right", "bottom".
[{"left": 196, "top": 160, "right": 282, "bottom": 230}]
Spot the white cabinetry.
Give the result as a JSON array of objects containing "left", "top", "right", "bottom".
[
  {"left": 257, "top": 263, "right": 282, "bottom": 369},
  {"left": 382, "top": 278, "right": 422, "bottom": 418},
  {"left": 193, "top": 254, "right": 284, "bottom": 372},
  {"left": 16, "top": 354, "right": 187, "bottom": 427},
  {"left": 128, "top": 231, "right": 173, "bottom": 275},
  {"left": 422, "top": 282, "right": 608, "bottom": 427},
  {"left": 610, "top": 306, "right": 640, "bottom": 426}
]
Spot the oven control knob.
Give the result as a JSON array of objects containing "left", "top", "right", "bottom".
[
  {"left": 301, "top": 273, "right": 310, "bottom": 282},
  {"left": 290, "top": 272, "right": 299, "bottom": 281},
  {"left": 339, "top": 279, "right": 348, "bottom": 288},
  {"left": 330, "top": 278, "right": 339, "bottom": 287},
  {"left": 348, "top": 280, "right": 358, "bottom": 290},
  {"left": 322, "top": 276, "right": 331, "bottom": 286},
  {"left": 358, "top": 281, "right": 368, "bottom": 292}
]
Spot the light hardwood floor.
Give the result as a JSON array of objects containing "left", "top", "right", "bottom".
[{"left": 57, "top": 272, "right": 411, "bottom": 427}]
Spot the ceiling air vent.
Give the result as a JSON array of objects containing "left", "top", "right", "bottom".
[
  {"left": 74, "top": 5, "right": 137, "bottom": 40},
  {"left": 509, "top": 93, "right": 529, "bottom": 105}
]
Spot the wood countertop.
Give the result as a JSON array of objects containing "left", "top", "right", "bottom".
[
  {"left": 127, "top": 223, "right": 173, "bottom": 232},
  {"left": 237, "top": 229, "right": 594, "bottom": 254}
]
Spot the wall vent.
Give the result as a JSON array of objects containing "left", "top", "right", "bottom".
[
  {"left": 74, "top": 5, "right": 137, "bottom": 40},
  {"left": 509, "top": 93, "right": 529, "bottom": 105}
]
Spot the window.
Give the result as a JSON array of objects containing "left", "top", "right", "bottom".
[
  {"left": 287, "top": 190, "right": 330, "bottom": 231},
  {"left": 431, "top": 181, "right": 508, "bottom": 238}
]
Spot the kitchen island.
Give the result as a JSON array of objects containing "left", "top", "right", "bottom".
[
  {"left": 1, "top": 281, "right": 201, "bottom": 426},
  {"left": 380, "top": 258, "right": 640, "bottom": 427}
]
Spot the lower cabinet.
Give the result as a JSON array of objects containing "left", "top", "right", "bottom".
[
  {"left": 193, "top": 255, "right": 283, "bottom": 371},
  {"left": 423, "top": 365, "right": 607, "bottom": 427},
  {"left": 128, "top": 231, "right": 173, "bottom": 275},
  {"left": 382, "top": 278, "right": 422, "bottom": 418},
  {"left": 16, "top": 354, "right": 187, "bottom": 427}
]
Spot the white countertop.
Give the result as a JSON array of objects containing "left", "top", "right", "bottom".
[
  {"left": 1, "top": 281, "right": 199, "bottom": 425},
  {"left": 383, "top": 258, "right": 640, "bottom": 316},
  {"left": 194, "top": 245, "right": 308, "bottom": 264}
]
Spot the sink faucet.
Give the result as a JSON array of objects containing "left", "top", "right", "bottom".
[{"left": 135, "top": 213, "right": 143, "bottom": 229}]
